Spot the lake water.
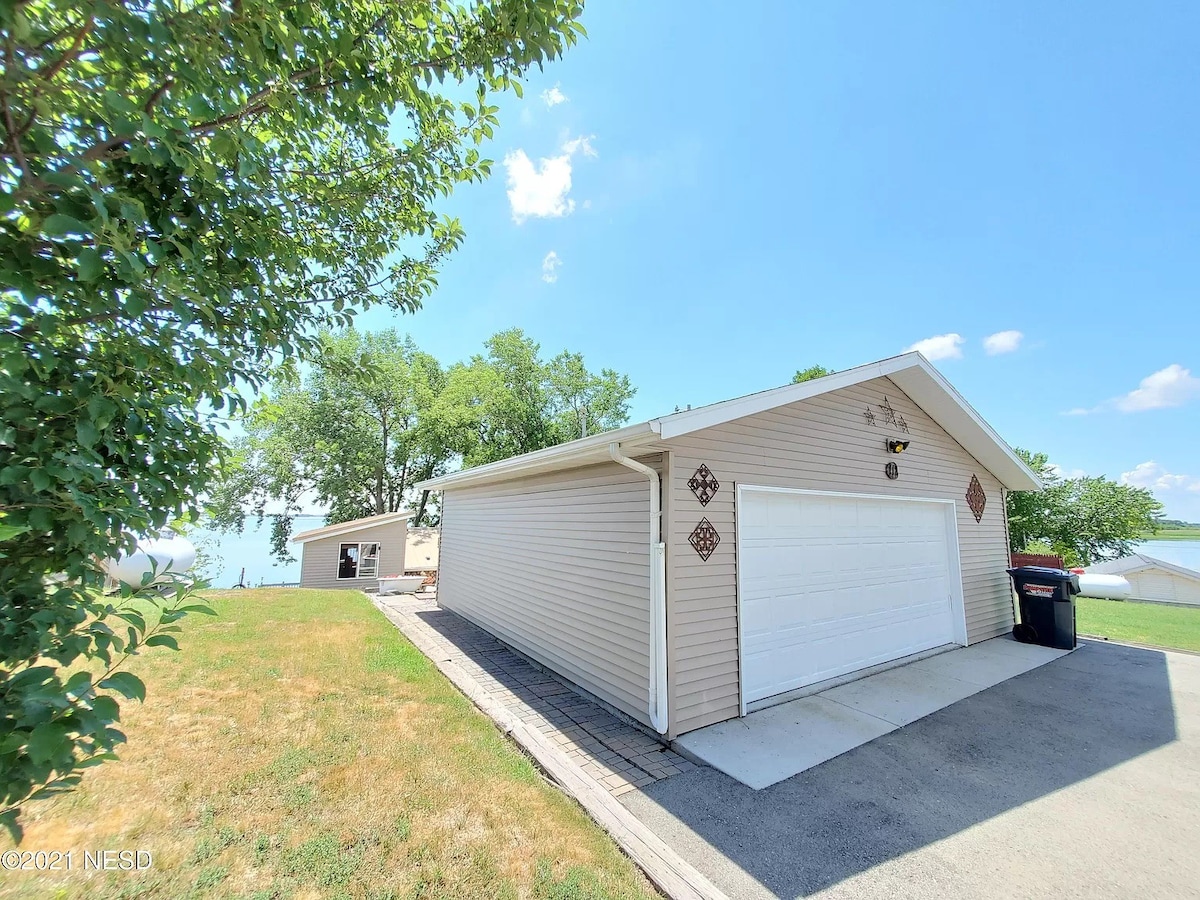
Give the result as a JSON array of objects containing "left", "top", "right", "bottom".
[
  {"left": 1133, "top": 539, "right": 1200, "bottom": 571},
  {"left": 192, "top": 516, "right": 324, "bottom": 588}
]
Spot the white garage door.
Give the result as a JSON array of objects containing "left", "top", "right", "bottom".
[{"left": 738, "top": 487, "right": 965, "bottom": 708}]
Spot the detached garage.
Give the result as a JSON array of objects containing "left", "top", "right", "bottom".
[
  {"left": 293, "top": 511, "right": 412, "bottom": 590},
  {"left": 1086, "top": 554, "right": 1200, "bottom": 606},
  {"left": 417, "top": 353, "right": 1041, "bottom": 739}
]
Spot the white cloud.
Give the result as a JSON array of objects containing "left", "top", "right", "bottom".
[
  {"left": 503, "top": 135, "right": 597, "bottom": 224},
  {"left": 541, "top": 83, "right": 568, "bottom": 107},
  {"left": 560, "top": 134, "right": 598, "bottom": 158},
  {"left": 904, "top": 333, "right": 965, "bottom": 361},
  {"left": 1121, "top": 461, "right": 1200, "bottom": 493},
  {"left": 983, "top": 330, "right": 1023, "bottom": 355},
  {"left": 1061, "top": 364, "right": 1200, "bottom": 416},
  {"left": 1113, "top": 364, "right": 1200, "bottom": 413},
  {"left": 541, "top": 251, "right": 561, "bottom": 284}
]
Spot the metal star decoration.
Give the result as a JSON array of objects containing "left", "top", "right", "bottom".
[{"left": 878, "top": 396, "right": 899, "bottom": 428}]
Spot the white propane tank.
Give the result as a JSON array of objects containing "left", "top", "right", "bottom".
[
  {"left": 103, "top": 535, "right": 197, "bottom": 587},
  {"left": 1075, "top": 573, "right": 1133, "bottom": 600}
]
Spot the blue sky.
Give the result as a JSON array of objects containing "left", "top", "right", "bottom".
[{"left": 355, "top": 1, "right": 1200, "bottom": 520}]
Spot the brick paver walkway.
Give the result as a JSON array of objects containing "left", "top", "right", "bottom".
[{"left": 376, "top": 593, "right": 699, "bottom": 797}]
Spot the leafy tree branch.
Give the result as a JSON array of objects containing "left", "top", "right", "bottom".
[{"left": 1, "top": 0, "right": 585, "bottom": 840}]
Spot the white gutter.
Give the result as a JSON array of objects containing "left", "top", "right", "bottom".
[
  {"left": 415, "top": 421, "right": 659, "bottom": 492},
  {"left": 608, "top": 442, "right": 668, "bottom": 734}
]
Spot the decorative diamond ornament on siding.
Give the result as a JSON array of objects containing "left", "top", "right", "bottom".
[
  {"left": 966, "top": 474, "right": 987, "bottom": 522},
  {"left": 687, "top": 464, "right": 720, "bottom": 506},
  {"left": 688, "top": 518, "right": 720, "bottom": 561}
]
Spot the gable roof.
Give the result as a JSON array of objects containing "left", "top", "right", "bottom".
[
  {"left": 416, "top": 352, "right": 1042, "bottom": 493},
  {"left": 1086, "top": 554, "right": 1200, "bottom": 581},
  {"left": 291, "top": 510, "right": 413, "bottom": 545}
]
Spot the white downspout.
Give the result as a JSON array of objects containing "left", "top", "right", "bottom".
[{"left": 609, "top": 442, "right": 669, "bottom": 734}]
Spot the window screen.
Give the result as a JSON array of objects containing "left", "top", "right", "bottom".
[{"left": 359, "top": 543, "right": 380, "bottom": 578}]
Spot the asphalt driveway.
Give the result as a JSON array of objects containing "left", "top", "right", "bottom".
[{"left": 621, "top": 640, "right": 1200, "bottom": 899}]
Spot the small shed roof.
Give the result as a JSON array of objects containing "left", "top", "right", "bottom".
[
  {"left": 417, "top": 352, "right": 1042, "bottom": 493},
  {"left": 1087, "top": 554, "right": 1200, "bottom": 582},
  {"left": 291, "top": 510, "right": 413, "bottom": 545}
]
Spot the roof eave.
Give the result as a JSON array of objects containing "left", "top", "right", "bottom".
[
  {"left": 416, "top": 421, "right": 661, "bottom": 492},
  {"left": 291, "top": 510, "right": 414, "bottom": 544},
  {"left": 656, "top": 352, "right": 1042, "bottom": 492}
]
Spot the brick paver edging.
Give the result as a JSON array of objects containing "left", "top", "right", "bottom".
[{"left": 371, "top": 594, "right": 728, "bottom": 900}]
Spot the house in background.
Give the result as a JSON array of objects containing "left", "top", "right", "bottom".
[
  {"left": 405, "top": 527, "right": 440, "bottom": 578},
  {"left": 293, "top": 511, "right": 412, "bottom": 590},
  {"left": 1086, "top": 554, "right": 1200, "bottom": 606},
  {"left": 417, "top": 352, "right": 1041, "bottom": 740}
]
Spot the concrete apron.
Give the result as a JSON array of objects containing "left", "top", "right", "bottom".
[{"left": 674, "top": 636, "right": 1071, "bottom": 789}]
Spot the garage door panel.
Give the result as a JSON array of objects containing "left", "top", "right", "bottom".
[
  {"left": 743, "top": 603, "right": 952, "bottom": 699},
  {"left": 739, "top": 489, "right": 963, "bottom": 705}
]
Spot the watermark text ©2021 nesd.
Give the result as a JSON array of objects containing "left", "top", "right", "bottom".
[{"left": 1, "top": 849, "right": 153, "bottom": 872}]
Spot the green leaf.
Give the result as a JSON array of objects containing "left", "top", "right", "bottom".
[
  {"left": 98, "top": 672, "right": 146, "bottom": 703},
  {"left": 27, "top": 722, "right": 69, "bottom": 764},
  {"left": 78, "top": 248, "right": 104, "bottom": 281},
  {"left": 91, "top": 695, "right": 120, "bottom": 722},
  {"left": 0, "top": 523, "right": 31, "bottom": 542},
  {"left": 144, "top": 634, "right": 179, "bottom": 651},
  {"left": 64, "top": 670, "right": 92, "bottom": 697},
  {"left": 42, "top": 214, "right": 91, "bottom": 235}
]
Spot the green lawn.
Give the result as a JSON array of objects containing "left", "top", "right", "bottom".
[
  {"left": 1, "top": 589, "right": 655, "bottom": 900},
  {"left": 1141, "top": 526, "right": 1200, "bottom": 541},
  {"left": 1077, "top": 595, "right": 1200, "bottom": 653}
]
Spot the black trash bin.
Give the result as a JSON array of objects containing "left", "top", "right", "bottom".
[{"left": 1006, "top": 566, "right": 1080, "bottom": 650}]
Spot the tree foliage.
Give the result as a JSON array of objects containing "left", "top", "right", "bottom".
[
  {"left": 209, "top": 328, "right": 635, "bottom": 557},
  {"left": 208, "top": 329, "right": 451, "bottom": 555},
  {"left": 792, "top": 365, "right": 833, "bottom": 384},
  {"left": 1006, "top": 449, "right": 1163, "bottom": 566},
  {"left": 1, "top": 0, "right": 583, "bottom": 838},
  {"left": 440, "top": 328, "right": 635, "bottom": 467}
]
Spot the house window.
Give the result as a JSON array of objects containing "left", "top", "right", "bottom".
[
  {"left": 337, "top": 542, "right": 381, "bottom": 579},
  {"left": 359, "top": 542, "right": 379, "bottom": 578}
]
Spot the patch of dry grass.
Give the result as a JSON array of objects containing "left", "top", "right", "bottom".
[{"left": 1, "top": 589, "right": 657, "bottom": 900}]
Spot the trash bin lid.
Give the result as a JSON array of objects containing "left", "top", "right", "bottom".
[{"left": 1007, "top": 565, "right": 1072, "bottom": 579}]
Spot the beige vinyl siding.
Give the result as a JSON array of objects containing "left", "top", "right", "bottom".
[
  {"left": 299, "top": 520, "right": 409, "bottom": 590},
  {"left": 665, "top": 375, "right": 1012, "bottom": 736},
  {"left": 438, "top": 459, "right": 657, "bottom": 726},
  {"left": 1129, "top": 570, "right": 1200, "bottom": 605}
]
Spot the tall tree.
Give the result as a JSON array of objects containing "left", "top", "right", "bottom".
[
  {"left": 209, "top": 328, "right": 637, "bottom": 559},
  {"left": 0, "top": 0, "right": 583, "bottom": 838},
  {"left": 1006, "top": 449, "right": 1163, "bottom": 566},
  {"left": 546, "top": 351, "right": 634, "bottom": 440},
  {"left": 441, "top": 328, "right": 636, "bottom": 467},
  {"left": 208, "top": 330, "right": 450, "bottom": 552}
]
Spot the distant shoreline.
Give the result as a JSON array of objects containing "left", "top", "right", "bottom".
[{"left": 1142, "top": 529, "right": 1200, "bottom": 541}]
